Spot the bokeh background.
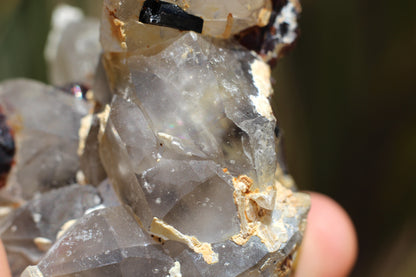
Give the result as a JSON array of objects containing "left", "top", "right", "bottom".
[{"left": 0, "top": 0, "right": 415, "bottom": 276}]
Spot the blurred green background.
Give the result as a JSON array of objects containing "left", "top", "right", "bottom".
[{"left": 0, "top": 0, "right": 415, "bottom": 276}]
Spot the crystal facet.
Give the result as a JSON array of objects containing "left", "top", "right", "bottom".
[{"left": 0, "top": 184, "right": 102, "bottom": 276}]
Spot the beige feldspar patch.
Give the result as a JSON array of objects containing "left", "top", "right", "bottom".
[
  {"left": 150, "top": 217, "right": 219, "bottom": 264},
  {"left": 249, "top": 59, "right": 274, "bottom": 120},
  {"left": 231, "top": 175, "right": 310, "bottom": 252},
  {"left": 221, "top": 13, "right": 234, "bottom": 39},
  {"left": 168, "top": 261, "right": 182, "bottom": 277},
  {"left": 0, "top": 206, "right": 13, "bottom": 218},
  {"left": 249, "top": 95, "right": 273, "bottom": 120},
  {"left": 77, "top": 114, "right": 93, "bottom": 156},
  {"left": 257, "top": 7, "right": 272, "bottom": 27},
  {"left": 251, "top": 59, "right": 273, "bottom": 98},
  {"left": 21, "top": 266, "right": 43, "bottom": 277},
  {"left": 33, "top": 237, "right": 53, "bottom": 252},
  {"left": 97, "top": 104, "right": 111, "bottom": 143},
  {"left": 56, "top": 219, "right": 77, "bottom": 240},
  {"left": 107, "top": 7, "right": 127, "bottom": 49}
]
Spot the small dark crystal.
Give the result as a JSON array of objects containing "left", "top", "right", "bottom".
[
  {"left": 0, "top": 111, "right": 15, "bottom": 188},
  {"left": 139, "top": 0, "right": 203, "bottom": 33},
  {"left": 274, "top": 125, "right": 280, "bottom": 138}
]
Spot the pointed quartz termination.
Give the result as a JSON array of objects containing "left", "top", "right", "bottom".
[
  {"left": 22, "top": 205, "right": 178, "bottom": 277},
  {"left": 0, "top": 184, "right": 102, "bottom": 276},
  {"left": 0, "top": 79, "right": 90, "bottom": 204}
]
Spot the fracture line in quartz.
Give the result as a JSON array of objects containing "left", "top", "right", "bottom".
[{"left": 150, "top": 217, "right": 219, "bottom": 264}]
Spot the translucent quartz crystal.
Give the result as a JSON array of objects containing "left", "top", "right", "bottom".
[
  {"left": 0, "top": 184, "right": 102, "bottom": 276},
  {"left": 0, "top": 79, "right": 89, "bottom": 204},
  {"left": 101, "top": 32, "right": 280, "bottom": 229}
]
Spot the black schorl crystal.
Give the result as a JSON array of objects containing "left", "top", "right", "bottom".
[
  {"left": 274, "top": 125, "right": 280, "bottom": 138},
  {"left": 0, "top": 111, "right": 15, "bottom": 187},
  {"left": 139, "top": 0, "right": 203, "bottom": 33}
]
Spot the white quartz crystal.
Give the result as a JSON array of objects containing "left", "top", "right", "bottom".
[{"left": 45, "top": 4, "right": 101, "bottom": 87}]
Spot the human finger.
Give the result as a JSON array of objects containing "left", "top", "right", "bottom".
[
  {"left": 294, "top": 192, "right": 358, "bottom": 277},
  {"left": 0, "top": 239, "right": 11, "bottom": 277}
]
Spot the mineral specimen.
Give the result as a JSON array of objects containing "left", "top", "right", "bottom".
[{"left": 0, "top": 0, "right": 310, "bottom": 276}]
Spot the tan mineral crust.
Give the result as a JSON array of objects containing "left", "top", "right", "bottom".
[{"left": 0, "top": 1, "right": 310, "bottom": 276}]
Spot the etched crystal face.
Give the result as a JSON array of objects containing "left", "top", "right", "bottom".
[{"left": 0, "top": 1, "right": 310, "bottom": 276}]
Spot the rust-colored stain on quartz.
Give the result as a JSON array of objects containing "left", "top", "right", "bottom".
[{"left": 106, "top": 8, "right": 127, "bottom": 49}]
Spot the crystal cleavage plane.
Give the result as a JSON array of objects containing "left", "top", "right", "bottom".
[{"left": 0, "top": 0, "right": 310, "bottom": 276}]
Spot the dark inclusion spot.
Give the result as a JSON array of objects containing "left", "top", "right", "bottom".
[
  {"left": 139, "top": 0, "right": 203, "bottom": 33},
  {"left": 274, "top": 124, "right": 280, "bottom": 138},
  {"left": 0, "top": 111, "right": 15, "bottom": 188},
  {"left": 279, "top": 22, "right": 289, "bottom": 37}
]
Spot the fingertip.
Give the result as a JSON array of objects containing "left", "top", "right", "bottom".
[
  {"left": 0, "top": 240, "right": 11, "bottom": 277},
  {"left": 294, "top": 192, "right": 358, "bottom": 277}
]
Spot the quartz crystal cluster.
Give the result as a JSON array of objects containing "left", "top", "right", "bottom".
[{"left": 0, "top": 1, "right": 310, "bottom": 276}]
